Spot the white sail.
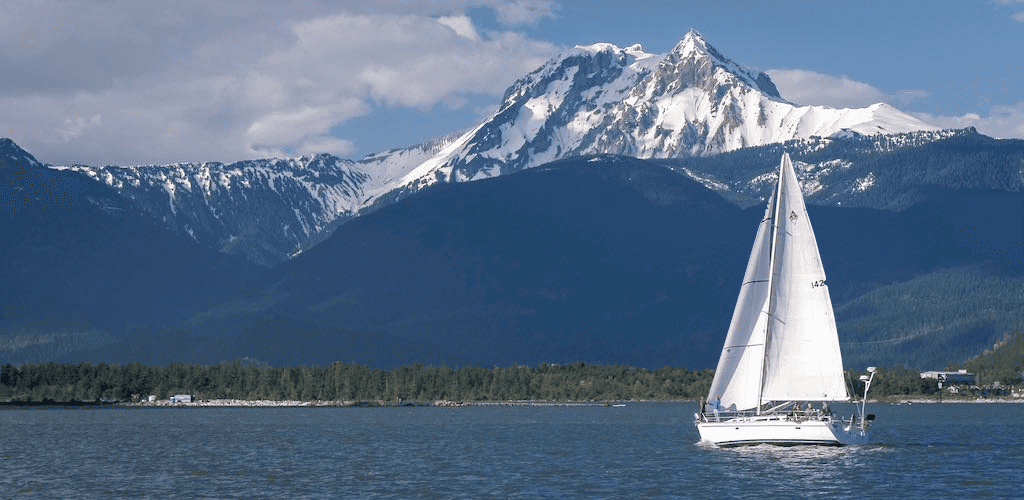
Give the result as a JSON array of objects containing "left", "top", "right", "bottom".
[
  {"left": 697, "top": 153, "right": 872, "bottom": 447},
  {"left": 706, "top": 186, "right": 776, "bottom": 411},
  {"left": 760, "top": 154, "right": 849, "bottom": 402}
]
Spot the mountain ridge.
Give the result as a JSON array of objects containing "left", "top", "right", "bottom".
[
  {"left": 3, "top": 135, "right": 1022, "bottom": 369},
  {"left": 62, "top": 154, "right": 371, "bottom": 266},
  {"left": 1, "top": 140, "right": 261, "bottom": 342},
  {"left": 395, "top": 30, "right": 937, "bottom": 191},
  {"left": 3, "top": 29, "right": 1022, "bottom": 370},
  {"left": 8, "top": 155, "right": 1014, "bottom": 370},
  {"left": 40, "top": 30, "right": 946, "bottom": 265}
]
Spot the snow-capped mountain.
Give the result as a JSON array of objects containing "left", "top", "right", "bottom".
[
  {"left": 56, "top": 30, "right": 943, "bottom": 265},
  {"left": 395, "top": 29, "right": 937, "bottom": 191},
  {"left": 656, "top": 128, "right": 1002, "bottom": 209},
  {"left": 64, "top": 155, "right": 371, "bottom": 266},
  {"left": 2, "top": 137, "right": 43, "bottom": 169},
  {"left": 61, "top": 133, "right": 473, "bottom": 266}
]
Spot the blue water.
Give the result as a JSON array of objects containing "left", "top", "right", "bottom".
[{"left": 1, "top": 402, "right": 1021, "bottom": 498}]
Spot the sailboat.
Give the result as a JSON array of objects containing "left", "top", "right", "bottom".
[{"left": 695, "top": 153, "right": 876, "bottom": 447}]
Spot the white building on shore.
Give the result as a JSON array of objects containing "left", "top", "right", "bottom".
[{"left": 920, "top": 370, "right": 976, "bottom": 384}]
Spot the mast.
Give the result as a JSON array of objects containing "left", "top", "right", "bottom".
[{"left": 757, "top": 153, "right": 788, "bottom": 414}]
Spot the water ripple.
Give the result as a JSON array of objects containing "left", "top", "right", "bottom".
[{"left": 1, "top": 402, "right": 1021, "bottom": 498}]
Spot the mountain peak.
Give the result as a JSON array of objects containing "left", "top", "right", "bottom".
[
  {"left": 1, "top": 137, "right": 27, "bottom": 156},
  {"left": 670, "top": 29, "right": 736, "bottom": 69},
  {"left": 673, "top": 29, "right": 714, "bottom": 60},
  {"left": 383, "top": 30, "right": 938, "bottom": 190},
  {"left": 0, "top": 137, "right": 42, "bottom": 169},
  {"left": 661, "top": 29, "right": 780, "bottom": 99}
]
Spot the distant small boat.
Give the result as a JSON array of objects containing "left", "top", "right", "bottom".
[
  {"left": 612, "top": 404, "right": 627, "bottom": 407},
  {"left": 694, "top": 154, "right": 876, "bottom": 447}
]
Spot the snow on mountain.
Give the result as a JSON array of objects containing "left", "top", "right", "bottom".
[
  {"left": 44, "top": 30, "right": 944, "bottom": 266},
  {"left": 1, "top": 137, "right": 43, "bottom": 169},
  {"left": 57, "top": 132, "right": 474, "bottom": 265},
  {"left": 357, "top": 131, "right": 465, "bottom": 198},
  {"left": 654, "top": 127, "right": 1022, "bottom": 212},
  {"left": 66, "top": 154, "right": 370, "bottom": 266},
  {"left": 394, "top": 30, "right": 937, "bottom": 190}
]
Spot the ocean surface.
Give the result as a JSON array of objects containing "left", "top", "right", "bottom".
[{"left": 1, "top": 401, "right": 1021, "bottom": 499}]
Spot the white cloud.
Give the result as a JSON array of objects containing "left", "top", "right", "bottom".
[
  {"left": 60, "top": 115, "right": 103, "bottom": 141},
  {"left": 293, "top": 136, "right": 357, "bottom": 157},
  {"left": 768, "top": 69, "right": 891, "bottom": 108},
  {"left": 767, "top": 69, "right": 1023, "bottom": 139},
  {"left": 994, "top": 0, "right": 1024, "bottom": 20},
  {"left": 768, "top": 69, "right": 934, "bottom": 110},
  {"left": 913, "top": 103, "right": 1024, "bottom": 139},
  {"left": 0, "top": 1, "right": 558, "bottom": 166},
  {"left": 492, "top": 0, "right": 559, "bottom": 25},
  {"left": 438, "top": 15, "right": 482, "bottom": 41},
  {"left": 892, "top": 90, "right": 933, "bottom": 107}
]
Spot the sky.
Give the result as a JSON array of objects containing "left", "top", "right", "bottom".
[{"left": 2, "top": 0, "right": 1023, "bottom": 166}]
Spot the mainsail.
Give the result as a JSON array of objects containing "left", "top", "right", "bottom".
[{"left": 706, "top": 153, "right": 849, "bottom": 411}]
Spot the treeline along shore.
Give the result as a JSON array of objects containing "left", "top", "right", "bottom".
[
  {"left": 0, "top": 361, "right": 965, "bottom": 404},
  {"left": 0, "top": 362, "right": 712, "bottom": 403}
]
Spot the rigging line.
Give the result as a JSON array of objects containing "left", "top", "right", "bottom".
[
  {"left": 725, "top": 343, "right": 765, "bottom": 349},
  {"left": 761, "top": 306, "right": 784, "bottom": 324}
]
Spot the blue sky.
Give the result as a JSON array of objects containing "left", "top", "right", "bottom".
[{"left": 2, "top": 0, "right": 1022, "bottom": 165}]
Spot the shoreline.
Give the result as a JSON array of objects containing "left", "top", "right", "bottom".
[
  {"left": 889, "top": 397, "right": 1024, "bottom": 404},
  {"left": 122, "top": 399, "right": 664, "bottom": 408},
  {"left": 129, "top": 396, "right": 1024, "bottom": 407},
  {"left": 104, "top": 396, "right": 1024, "bottom": 407},
  {"left": 6, "top": 397, "right": 1023, "bottom": 408}
]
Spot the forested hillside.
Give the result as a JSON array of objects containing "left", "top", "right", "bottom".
[
  {"left": 952, "top": 330, "right": 1024, "bottom": 386},
  {"left": 837, "top": 266, "right": 1024, "bottom": 370}
]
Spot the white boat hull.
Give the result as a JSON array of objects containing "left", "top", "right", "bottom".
[{"left": 697, "top": 416, "right": 868, "bottom": 447}]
